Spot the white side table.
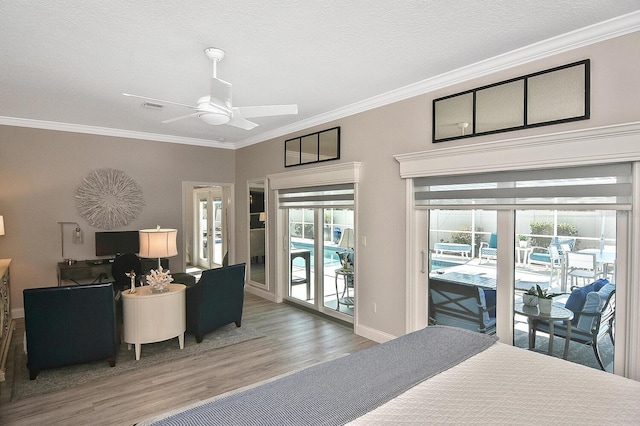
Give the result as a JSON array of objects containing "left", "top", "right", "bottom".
[
  {"left": 121, "top": 283, "right": 186, "bottom": 360},
  {"left": 334, "top": 268, "right": 355, "bottom": 309}
]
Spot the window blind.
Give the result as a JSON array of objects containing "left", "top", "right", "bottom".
[
  {"left": 278, "top": 184, "right": 354, "bottom": 209},
  {"left": 414, "top": 163, "right": 632, "bottom": 210}
]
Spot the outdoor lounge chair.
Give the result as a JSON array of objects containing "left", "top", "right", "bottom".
[
  {"left": 528, "top": 237, "right": 575, "bottom": 268},
  {"left": 479, "top": 233, "right": 497, "bottom": 264}
]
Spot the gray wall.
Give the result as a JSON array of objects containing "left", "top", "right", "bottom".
[
  {"left": 235, "top": 31, "right": 640, "bottom": 339},
  {"left": 0, "top": 127, "right": 235, "bottom": 311}
]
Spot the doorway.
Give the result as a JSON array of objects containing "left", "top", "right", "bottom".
[{"left": 184, "top": 183, "right": 233, "bottom": 272}]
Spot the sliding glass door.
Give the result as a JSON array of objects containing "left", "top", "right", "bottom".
[
  {"left": 419, "top": 164, "right": 630, "bottom": 374},
  {"left": 286, "top": 207, "right": 354, "bottom": 319}
]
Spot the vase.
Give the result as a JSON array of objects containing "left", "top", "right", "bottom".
[
  {"left": 538, "top": 298, "right": 552, "bottom": 314},
  {"left": 522, "top": 294, "right": 538, "bottom": 307},
  {"left": 519, "top": 240, "right": 528, "bottom": 248}
]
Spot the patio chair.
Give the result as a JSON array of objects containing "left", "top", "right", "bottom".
[
  {"left": 566, "top": 251, "right": 599, "bottom": 289},
  {"left": 479, "top": 233, "right": 497, "bottom": 264},
  {"left": 531, "top": 279, "right": 615, "bottom": 370},
  {"left": 428, "top": 277, "right": 496, "bottom": 334}
]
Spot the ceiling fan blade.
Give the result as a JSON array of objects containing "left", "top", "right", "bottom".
[
  {"left": 226, "top": 116, "right": 259, "bottom": 130},
  {"left": 122, "top": 93, "right": 196, "bottom": 110},
  {"left": 210, "top": 78, "right": 232, "bottom": 108},
  {"left": 234, "top": 104, "right": 298, "bottom": 118},
  {"left": 161, "top": 113, "right": 199, "bottom": 124}
]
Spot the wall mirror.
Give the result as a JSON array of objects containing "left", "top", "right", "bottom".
[
  {"left": 285, "top": 127, "right": 340, "bottom": 167},
  {"left": 433, "top": 59, "right": 590, "bottom": 142},
  {"left": 248, "top": 179, "right": 267, "bottom": 287}
]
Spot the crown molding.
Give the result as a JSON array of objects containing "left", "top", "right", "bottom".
[
  {"left": 238, "top": 10, "right": 640, "bottom": 148},
  {"left": 0, "top": 116, "right": 234, "bottom": 149}
]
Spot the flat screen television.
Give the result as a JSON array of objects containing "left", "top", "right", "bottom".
[{"left": 95, "top": 231, "right": 139, "bottom": 257}]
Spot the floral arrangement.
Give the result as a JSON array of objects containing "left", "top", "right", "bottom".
[{"left": 146, "top": 266, "right": 173, "bottom": 292}]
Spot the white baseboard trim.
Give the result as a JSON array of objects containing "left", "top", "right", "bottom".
[
  {"left": 355, "top": 323, "right": 397, "bottom": 344},
  {"left": 245, "top": 285, "right": 277, "bottom": 302}
]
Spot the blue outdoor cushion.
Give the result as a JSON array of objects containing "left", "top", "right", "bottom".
[
  {"left": 564, "top": 278, "right": 609, "bottom": 325},
  {"left": 489, "top": 233, "right": 497, "bottom": 249}
]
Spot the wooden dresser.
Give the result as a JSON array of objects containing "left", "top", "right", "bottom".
[{"left": 0, "top": 259, "right": 13, "bottom": 381}]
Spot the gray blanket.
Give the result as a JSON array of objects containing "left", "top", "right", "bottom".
[{"left": 146, "top": 326, "right": 498, "bottom": 425}]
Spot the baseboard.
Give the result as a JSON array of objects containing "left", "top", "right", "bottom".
[
  {"left": 245, "top": 285, "right": 276, "bottom": 302},
  {"left": 354, "top": 323, "right": 396, "bottom": 343}
]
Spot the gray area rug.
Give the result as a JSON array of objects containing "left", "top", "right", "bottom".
[{"left": 11, "top": 324, "right": 265, "bottom": 401}]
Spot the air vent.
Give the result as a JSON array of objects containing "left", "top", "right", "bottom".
[{"left": 142, "top": 102, "right": 164, "bottom": 109}]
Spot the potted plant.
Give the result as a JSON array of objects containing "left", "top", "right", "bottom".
[
  {"left": 522, "top": 287, "right": 538, "bottom": 307},
  {"left": 535, "top": 284, "right": 558, "bottom": 314},
  {"left": 518, "top": 234, "right": 529, "bottom": 248}
]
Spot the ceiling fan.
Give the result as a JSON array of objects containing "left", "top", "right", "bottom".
[{"left": 123, "top": 47, "right": 298, "bottom": 130}]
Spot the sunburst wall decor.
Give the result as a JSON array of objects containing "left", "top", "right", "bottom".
[{"left": 75, "top": 168, "right": 145, "bottom": 230}]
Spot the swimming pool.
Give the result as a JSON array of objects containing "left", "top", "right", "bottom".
[{"left": 291, "top": 240, "right": 346, "bottom": 267}]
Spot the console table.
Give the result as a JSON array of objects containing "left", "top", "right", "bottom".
[
  {"left": 121, "top": 284, "right": 186, "bottom": 360},
  {"left": 0, "top": 259, "right": 14, "bottom": 382},
  {"left": 57, "top": 258, "right": 168, "bottom": 286}
]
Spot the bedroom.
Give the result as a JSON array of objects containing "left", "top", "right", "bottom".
[{"left": 1, "top": 2, "right": 640, "bottom": 424}]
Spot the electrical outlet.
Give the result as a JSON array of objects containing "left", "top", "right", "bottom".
[
  {"left": 361, "top": 236, "right": 367, "bottom": 247},
  {"left": 372, "top": 301, "right": 377, "bottom": 313}
]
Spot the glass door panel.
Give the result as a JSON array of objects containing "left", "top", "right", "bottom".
[
  {"left": 212, "top": 198, "right": 223, "bottom": 265},
  {"left": 196, "top": 192, "right": 212, "bottom": 269},
  {"left": 288, "top": 208, "right": 315, "bottom": 305},
  {"left": 513, "top": 209, "right": 616, "bottom": 372},
  {"left": 428, "top": 209, "right": 497, "bottom": 334},
  {"left": 323, "top": 208, "right": 354, "bottom": 315}
]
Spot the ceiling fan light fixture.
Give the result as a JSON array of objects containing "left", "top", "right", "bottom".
[{"left": 199, "top": 112, "right": 231, "bottom": 125}]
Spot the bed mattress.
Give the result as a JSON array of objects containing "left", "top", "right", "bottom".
[{"left": 351, "top": 342, "right": 640, "bottom": 425}]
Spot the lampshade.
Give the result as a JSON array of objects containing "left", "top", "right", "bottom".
[
  {"left": 0, "top": 216, "right": 4, "bottom": 236},
  {"left": 338, "top": 228, "right": 354, "bottom": 249},
  {"left": 259, "top": 212, "right": 266, "bottom": 222},
  {"left": 139, "top": 228, "right": 178, "bottom": 259}
]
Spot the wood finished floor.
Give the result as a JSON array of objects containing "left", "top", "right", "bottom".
[{"left": 0, "top": 293, "right": 377, "bottom": 425}]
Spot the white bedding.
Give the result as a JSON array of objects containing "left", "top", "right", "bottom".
[{"left": 350, "top": 342, "right": 640, "bottom": 425}]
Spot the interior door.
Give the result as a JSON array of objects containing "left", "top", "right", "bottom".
[
  {"left": 194, "top": 187, "right": 225, "bottom": 269},
  {"left": 195, "top": 189, "right": 213, "bottom": 269}
]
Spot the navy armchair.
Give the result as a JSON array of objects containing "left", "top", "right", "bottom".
[
  {"left": 23, "top": 283, "right": 118, "bottom": 380},
  {"left": 186, "top": 263, "right": 246, "bottom": 343}
]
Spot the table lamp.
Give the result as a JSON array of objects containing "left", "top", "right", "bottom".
[
  {"left": 338, "top": 228, "right": 354, "bottom": 269},
  {"left": 139, "top": 226, "right": 178, "bottom": 270}
]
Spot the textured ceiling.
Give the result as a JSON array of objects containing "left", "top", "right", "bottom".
[{"left": 1, "top": 1, "right": 639, "bottom": 149}]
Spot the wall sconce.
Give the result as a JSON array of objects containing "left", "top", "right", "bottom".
[
  {"left": 58, "top": 221, "right": 83, "bottom": 259},
  {"left": 139, "top": 226, "right": 178, "bottom": 270},
  {"left": 0, "top": 216, "right": 5, "bottom": 236}
]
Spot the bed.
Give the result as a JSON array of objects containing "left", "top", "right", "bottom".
[{"left": 139, "top": 326, "right": 640, "bottom": 425}]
